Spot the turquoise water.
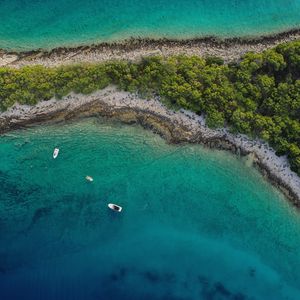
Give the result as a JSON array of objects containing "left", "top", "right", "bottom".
[
  {"left": 1, "top": 118, "right": 300, "bottom": 299},
  {"left": 1, "top": 0, "right": 300, "bottom": 50}
]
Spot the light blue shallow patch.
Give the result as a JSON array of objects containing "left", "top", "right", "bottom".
[
  {"left": 1, "top": 0, "right": 300, "bottom": 50},
  {"left": 0, "top": 118, "right": 300, "bottom": 299}
]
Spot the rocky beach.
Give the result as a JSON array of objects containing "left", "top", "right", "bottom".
[
  {"left": 1, "top": 29, "right": 300, "bottom": 67},
  {"left": 2, "top": 1, "right": 300, "bottom": 298},
  {"left": 1, "top": 85, "right": 299, "bottom": 207}
]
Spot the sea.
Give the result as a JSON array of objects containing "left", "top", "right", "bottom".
[
  {"left": 0, "top": 118, "right": 300, "bottom": 300},
  {"left": 0, "top": 0, "right": 300, "bottom": 50}
]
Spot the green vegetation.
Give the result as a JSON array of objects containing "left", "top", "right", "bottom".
[{"left": 0, "top": 41, "right": 299, "bottom": 174}]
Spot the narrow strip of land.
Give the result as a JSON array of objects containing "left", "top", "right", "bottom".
[{"left": 1, "top": 30, "right": 300, "bottom": 67}]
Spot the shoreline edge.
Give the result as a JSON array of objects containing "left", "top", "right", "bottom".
[
  {"left": 2, "top": 28, "right": 300, "bottom": 67},
  {"left": 1, "top": 86, "right": 299, "bottom": 207}
]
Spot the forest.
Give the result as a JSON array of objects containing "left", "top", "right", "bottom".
[{"left": 0, "top": 41, "right": 299, "bottom": 174}]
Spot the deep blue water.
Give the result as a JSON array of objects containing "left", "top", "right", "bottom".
[
  {"left": 1, "top": 0, "right": 300, "bottom": 50},
  {"left": 0, "top": 118, "right": 300, "bottom": 299}
]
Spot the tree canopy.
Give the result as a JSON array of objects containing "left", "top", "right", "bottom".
[{"left": 0, "top": 40, "right": 299, "bottom": 174}]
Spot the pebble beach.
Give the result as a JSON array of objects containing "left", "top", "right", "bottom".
[
  {"left": 1, "top": 30, "right": 300, "bottom": 67},
  {"left": 1, "top": 85, "right": 299, "bottom": 206}
]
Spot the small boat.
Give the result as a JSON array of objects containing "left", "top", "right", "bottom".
[
  {"left": 53, "top": 148, "right": 59, "bottom": 159},
  {"left": 108, "top": 203, "right": 122, "bottom": 212},
  {"left": 85, "top": 175, "right": 93, "bottom": 182}
]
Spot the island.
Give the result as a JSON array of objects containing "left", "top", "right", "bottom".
[{"left": 0, "top": 37, "right": 299, "bottom": 206}]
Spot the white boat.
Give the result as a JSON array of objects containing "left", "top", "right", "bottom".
[
  {"left": 108, "top": 203, "right": 122, "bottom": 212},
  {"left": 85, "top": 175, "right": 94, "bottom": 182},
  {"left": 53, "top": 148, "right": 59, "bottom": 159}
]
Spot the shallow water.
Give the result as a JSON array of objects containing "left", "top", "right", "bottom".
[
  {"left": 1, "top": 0, "right": 300, "bottom": 50},
  {"left": 0, "top": 118, "right": 300, "bottom": 300}
]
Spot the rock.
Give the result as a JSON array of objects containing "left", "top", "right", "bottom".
[{"left": 0, "top": 85, "right": 299, "bottom": 207}]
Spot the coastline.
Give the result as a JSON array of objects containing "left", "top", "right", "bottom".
[
  {"left": 1, "top": 86, "right": 299, "bottom": 207},
  {"left": 1, "top": 29, "right": 300, "bottom": 67}
]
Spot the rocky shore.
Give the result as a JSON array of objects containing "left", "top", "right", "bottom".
[
  {"left": 1, "top": 29, "right": 300, "bottom": 67},
  {"left": 0, "top": 86, "right": 299, "bottom": 207}
]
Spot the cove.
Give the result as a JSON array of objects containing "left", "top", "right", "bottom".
[
  {"left": 0, "top": 118, "right": 300, "bottom": 299},
  {"left": 1, "top": 0, "right": 300, "bottom": 50}
]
